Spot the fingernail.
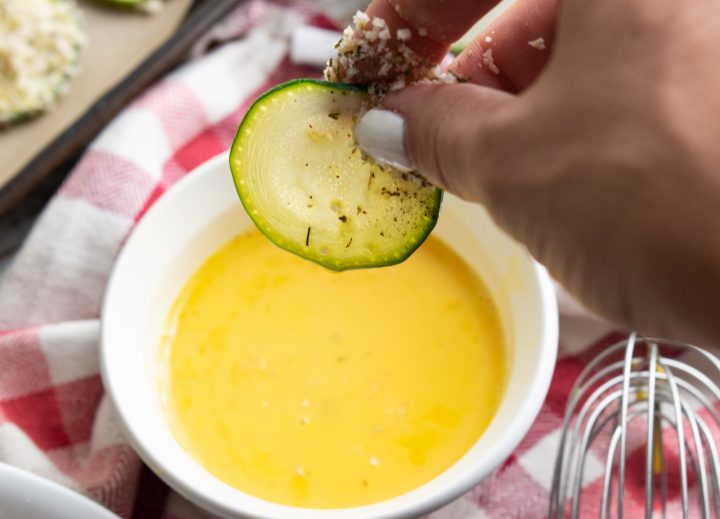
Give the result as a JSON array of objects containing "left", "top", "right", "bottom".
[{"left": 354, "top": 109, "right": 414, "bottom": 172}]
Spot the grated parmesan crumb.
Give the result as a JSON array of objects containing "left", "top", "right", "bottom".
[
  {"left": 353, "top": 10, "right": 370, "bottom": 28},
  {"left": 482, "top": 48, "right": 500, "bottom": 75},
  {"left": 325, "top": 11, "right": 448, "bottom": 98},
  {"left": 389, "top": 78, "right": 406, "bottom": 91},
  {"left": 336, "top": 27, "right": 355, "bottom": 53},
  {"left": 528, "top": 37, "right": 546, "bottom": 50},
  {"left": 397, "top": 28, "right": 412, "bottom": 41},
  {"left": 439, "top": 72, "right": 460, "bottom": 84},
  {"left": 324, "top": 11, "right": 438, "bottom": 97}
]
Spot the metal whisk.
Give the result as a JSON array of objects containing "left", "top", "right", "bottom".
[{"left": 549, "top": 333, "right": 720, "bottom": 518}]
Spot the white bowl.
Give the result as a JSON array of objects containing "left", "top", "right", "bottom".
[
  {"left": 101, "top": 152, "right": 558, "bottom": 519},
  {"left": 0, "top": 463, "right": 120, "bottom": 519}
]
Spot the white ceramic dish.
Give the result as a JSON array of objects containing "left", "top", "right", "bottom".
[
  {"left": 101, "top": 152, "right": 558, "bottom": 519},
  {"left": 0, "top": 463, "right": 120, "bottom": 519}
]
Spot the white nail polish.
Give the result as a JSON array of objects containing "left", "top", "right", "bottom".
[{"left": 354, "top": 109, "right": 414, "bottom": 172}]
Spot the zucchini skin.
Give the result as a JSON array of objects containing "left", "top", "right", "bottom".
[
  {"left": 229, "top": 78, "right": 443, "bottom": 271},
  {"left": 241, "top": 78, "right": 367, "bottom": 107}
]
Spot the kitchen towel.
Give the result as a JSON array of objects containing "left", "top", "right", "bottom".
[{"left": 0, "top": 1, "right": 693, "bottom": 517}]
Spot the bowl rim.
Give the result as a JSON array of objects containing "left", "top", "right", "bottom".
[
  {"left": 0, "top": 462, "right": 121, "bottom": 519},
  {"left": 100, "top": 152, "right": 559, "bottom": 519}
]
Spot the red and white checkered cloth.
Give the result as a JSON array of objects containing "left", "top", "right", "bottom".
[{"left": 0, "top": 2, "right": 707, "bottom": 518}]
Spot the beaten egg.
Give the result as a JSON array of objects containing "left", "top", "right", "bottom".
[{"left": 161, "top": 230, "right": 506, "bottom": 508}]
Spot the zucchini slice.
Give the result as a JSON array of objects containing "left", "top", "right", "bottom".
[{"left": 229, "top": 79, "right": 442, "bottom": 271}]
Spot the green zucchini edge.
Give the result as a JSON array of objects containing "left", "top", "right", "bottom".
[{"left": 228, "top": 78, "right": 443, "bottom": 272}]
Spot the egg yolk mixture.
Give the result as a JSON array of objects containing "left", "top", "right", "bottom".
[{"left": 162, "top": 230, "right": 506, "bottom": 508}]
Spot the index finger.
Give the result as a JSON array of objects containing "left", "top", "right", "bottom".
[
  {"left": 330, "top": 0, "right": 501, "bottom": 84},
  {"left": 334, "top": 0, "right": 559, "bottom": 94},
  {"left": 367, "top": 0, "right": 503, "bottom": 60}
]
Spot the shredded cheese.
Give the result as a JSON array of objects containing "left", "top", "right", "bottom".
[
  {"left": 482, "top": 48, "right": 500, "bottom": 75},
  {"left": 324, "top": 11, "right": 457, "bottom": 96},
  {"left": 0, "top": 0, "right": 86, "bottom": 124},
  {"left": 396, "top": 28, "right": 412, "bottom": 42},
  {"left": 528, "top": 37, "right": 546, "bottom": 50}
]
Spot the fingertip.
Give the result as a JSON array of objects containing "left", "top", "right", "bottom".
[
  {"left": 448, "top": 42, "right": 513, "bottom": 91},
  {"left": 355, "top": 109, "right": 414, "bottom": 172},
  {"left": 376, "top": 0, "right": 501, "bottom": 44},
  {"left": 451, "top": 0, "right": 558, "bottom": 91},
  {"left": 364, "top": 0, "right": 449, "bottom": 63},
  {"left": 379, "top": 83, "right": 515, "bottom": 201},
  {"left": 362, "top": 0, "right": 508, "bottom": 66}
]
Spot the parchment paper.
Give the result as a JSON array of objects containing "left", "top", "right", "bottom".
[{"left": 0, "top": 0, "right": 193, "bottom": 190}]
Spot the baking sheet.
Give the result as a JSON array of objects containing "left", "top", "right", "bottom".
[{"left": 0, "top": 0, "right": 193, "bottom": 191}]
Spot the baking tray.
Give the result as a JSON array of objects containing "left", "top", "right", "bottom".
[{"left": 0, "top": 0, "right": 243, "bottom": 216}]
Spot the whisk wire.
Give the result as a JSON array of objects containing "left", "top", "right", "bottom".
[
  {"left": 657, "top": 359, "right": 689, "bottom": 518},
  {"left": 549, "top": 335, "right": 720, "bottom": 518},
  {"left": 655, "top": 410, "right": 668, "bottom": 519},
  {"left": 549, "top": 341, "right": 635, "bottom": 518},
  {"left": 600, "top": 425, "right": 620, "bottom": 519},
  {"left": 617, "top": 332, "right": 637, "bottom": 518},
  {"left": 644, "top": 342, "right": 658, "bottom": 519}
]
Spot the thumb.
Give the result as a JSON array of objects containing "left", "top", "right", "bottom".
[{"left": 354, "top": 83, "right": 516, "bottom": 202}]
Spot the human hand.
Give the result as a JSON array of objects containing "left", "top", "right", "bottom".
[{"left": 353, "top": 0, "right": 720, "bottom": 347}]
